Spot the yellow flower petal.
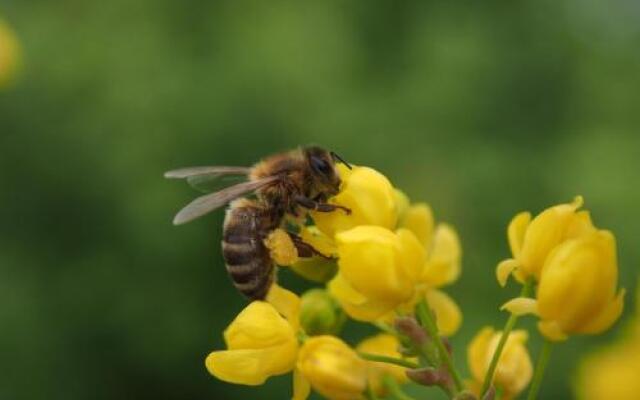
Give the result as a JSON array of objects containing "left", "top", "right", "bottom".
[
  {"left": 312, "top": 166, "right": 397, "bottom": 237},
  {"left": 206, "top": 343, "right": 298, "bottom": 385},
  {"left": 518, "top": 196, "right": 585, "bottom": 279},
  {"left": 426, "top": 289, "right": 462, "bottom": 336},
  {"left": 293, "top": 368, "right": 311, "bottom": 400},
  {"left": 579, "top": 289, "right": 626, "bottom": 334},
  {"left": 393, "top": 189, "right": 411, "bottom": 222},
  {"left": 266, "top": 284, "right": 301, "bottom": 330},
  {"left": 224, "top": 301, "right": 296, "bottom": 349},
  {"left": 421, "top": 224, "right": 461, "bottom": 287},
  {"left": 336, "top": 226, "right": 413, "bottom": 301},
  {"left": 507, "top": 212, "right": 531, "bottom": 259},
  {"left": 467, "top": 327, "right": 532, "bottom": 398},
  {"left": 496, "top": 259, "right": 520, "bottom": 287},
  {"left": 328, "top": 273, "right": 397, "bottom": 321},
  {"left": 399, "top": 203, "right": 434, "bottom": 248},
  {"left": 468, "top": 327, "right": 495, "bottom": 382},
  {"left": 297, "top": 336, "right": 367, "bottom": 400},
  {"left": 501, "top": 298, "right": 539, "bottom": 317},
  {"left": 396, "top": 228, "right": 427, "bottom": 282},
  {"left": 299, "top": 226, "right": 338, "bottom": 257},
  {"left": 537, "top": 320, "right": 568, "bottom": 342}
]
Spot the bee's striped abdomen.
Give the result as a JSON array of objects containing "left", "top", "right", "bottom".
[{"left": 222, "top": 199, "right": 279, "bottom": 300}]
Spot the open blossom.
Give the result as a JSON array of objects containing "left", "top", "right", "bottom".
[
  {"left": 328, "top": 226, "right": 425, "bottom": 321},
  {"left": 322, "top": 183, "right": 462, "bottom": 336},
  {"left": 357, "top": 334, "right": 414, "bottom": 396},
  {"left": 467, "top": 327, "right": 532, "bottom": 400},
  {"left": 297, "top": 336, "right": 367, "bottom": 400},
  {"left": 496, "top": 196, "right": 595, "bottom": 285},
  {"left": 394, "top": 201, "right": 463, "bottom": 336},
  {"left": 205, "top": 301, "right": 298, "bottom": 385},
  {"left": 205, "top": 285, "right": 300, "bottom": 385},
  {"left": 503, "top": 230, "right": 625, "bottom": 341}
]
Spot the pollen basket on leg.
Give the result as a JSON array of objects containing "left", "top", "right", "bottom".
[{"left": 264, "top": 228, "right": 299, "bottom": 266}]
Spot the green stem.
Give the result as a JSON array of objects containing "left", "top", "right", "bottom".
[
  {"left": 358, "top": 352, "right": 419, "bottom": 369},
  {"left": 526, "top": 340, "right": 553, "bottom": 400},
  {"left": 495, "top": 386, "right": 503, "bottom": 400},
  {"left": 382, "top": 375, "right": 416, "bottom": 400},
  {"left": 480, "top": 279, "right": 534, "bottom": 397},
  {"left": 416, "top": 297, "right": 464, "bottom": 393}
]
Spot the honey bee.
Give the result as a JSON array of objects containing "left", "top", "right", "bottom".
[{"left": 165, "top": 146, "right": 352, "bottom": 300}]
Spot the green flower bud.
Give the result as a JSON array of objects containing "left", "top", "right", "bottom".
[{"left": 300, "top": 289, "right": 345, "bottom": 335}]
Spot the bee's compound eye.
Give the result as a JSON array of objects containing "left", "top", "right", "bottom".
[{"left": 311, "top": 156, "right": 333, "bottom": 176}]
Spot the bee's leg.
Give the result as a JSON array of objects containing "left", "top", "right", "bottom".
[
  {"left": 287, "top": 232, "right": 333, "bottom": 260},
  {"left": 295, "top": 196, "right": 351, "bottom": 215}
]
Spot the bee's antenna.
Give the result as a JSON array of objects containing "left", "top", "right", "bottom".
[{"left": 330, "top": 151, "right": 352, "bottom": 170}]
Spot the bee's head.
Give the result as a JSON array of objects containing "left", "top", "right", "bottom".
[{"left": 303, "top": 146, "right": 351, "bottom": 196}]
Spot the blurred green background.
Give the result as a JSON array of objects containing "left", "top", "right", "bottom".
[{"left": 1, "top": 0, "right": 639, "bottom": 399}]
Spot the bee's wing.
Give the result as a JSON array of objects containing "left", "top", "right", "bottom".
[
  {"left": 164, "top": 166, "right": 251, "bottom": 179},
  {"left": 172, "top": 176, "right": 279, "bottom": 225}
]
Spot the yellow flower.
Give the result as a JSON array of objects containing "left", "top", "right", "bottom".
[
  {"left": 390, "top": 202, "right": 462, "bottom": 336},
  {"left": 312, "top": 165, "right": 397, "bottom": 238},
  {"left": 467, "top": 327, "right": 532, "bottom": 400},
  {"left": 575, "top": 284, "right": 640, "bottom": 400},
  {"left": 502, "top": 230, "right": 625, "bottom": 341},
  {"left": 496, "top": 196, "right": 596, "bottom": 285},
  {"left": 297, "top": 336, "right": 367, "bottom": 400},
  {"left": 357, "top": 334, "right": 413, "bottom": 396},
  {"left": 575, "top": 337, "right": 640, "bottom": 400},
  {"left": 0, "top": 18, "right": 21, "bottom": 88},
  {"left": 205, "top": 285, "right": 300, "bottom": 385},
  {"left": 328, "top": 226, "right": 426, "bottom": 321}
]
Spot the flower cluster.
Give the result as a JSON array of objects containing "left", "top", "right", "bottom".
[
  {"left": 202, "top": 163, "right": 626, "bottom": 400},
  {"left": 499, "top": 197, "right": 625, "bottom": 341}
]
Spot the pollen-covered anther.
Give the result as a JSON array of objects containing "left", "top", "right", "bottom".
[{"left": 264, "top": 228, "right": 299, "bottom": 266}]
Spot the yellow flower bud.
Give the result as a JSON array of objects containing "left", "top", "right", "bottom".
[
  {"left": 357, "top": 334, "right": 414, "bottom": 396},
  {"left": 328, "top": 226, "right": 426, "bottom": 321},
  {"left": 312, "top": 166, "right": 397, "bottom": 238},
  {"left": 537, "top": 230, "right": 625, "bottom": 340},
  {"left": 502, "top": 230, "right": 625, "bottom": 341},
  {"left": 467, "top": 327, "right": 532, "bottom": 400},
  {"left": 205, "top": 301, "right": 299, "bottom": 385},
  {"left": 497, "top": 196, "right": 596, "bottom": 285},
  {"left": 300, "top": 289, "right": 345, "bottom": 335},
  {"left": 297, "top": 336, "right": 367, "bottom": 400}
]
